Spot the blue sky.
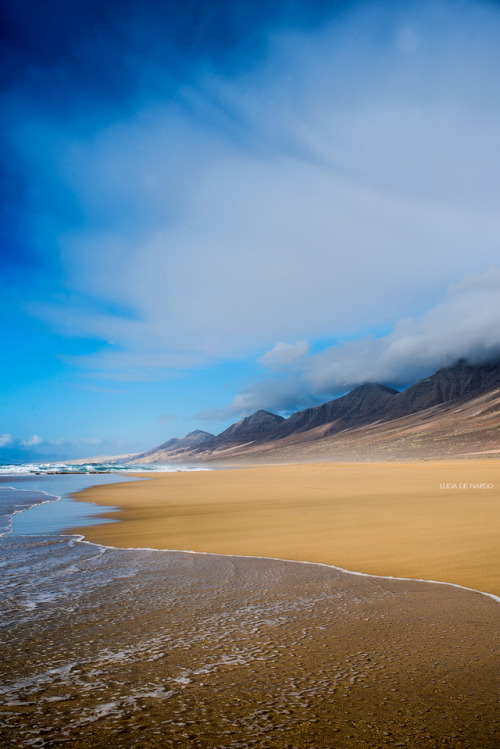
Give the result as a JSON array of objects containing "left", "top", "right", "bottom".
[{"left": 2, "top": 0, "right": 500, "bottom": 461}]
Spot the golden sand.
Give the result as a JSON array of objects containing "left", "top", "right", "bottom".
[{"left": 72, "top": 461, "right": 500, "bottom": 597}]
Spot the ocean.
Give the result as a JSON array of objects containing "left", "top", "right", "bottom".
[{"left": 0, "top": 462, "right": 210, "bottom": 475}]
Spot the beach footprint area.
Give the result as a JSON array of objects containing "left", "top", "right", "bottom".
[{"left": 1, "top": 466, "right": 499, "bottom": 748}]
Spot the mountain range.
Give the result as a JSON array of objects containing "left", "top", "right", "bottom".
[{"left": 125, "top": 360, "right": 500, "bottom": 464}]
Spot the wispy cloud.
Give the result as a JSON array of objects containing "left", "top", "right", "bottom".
[
  {"left": 62, "top": 348, "right": 210, "bottom": 381},
  {"left": 259, "top": 341, "right": 309, "bottom": 372},
  {"left": 0, "top": 434, "right": 45, "bottom": 448},
  {"left": 21, "top": 435, "right": 43, "bottom": 447},
  {"left": 3, "top": 0, "right": 500, "bottom": 376},
  {"left": 0, "top": 435, "right": 103, "bottom": 449}
]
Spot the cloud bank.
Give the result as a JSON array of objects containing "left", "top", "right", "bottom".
[{"left": 202, "top": 269, "right": 500, "bottom": 419}]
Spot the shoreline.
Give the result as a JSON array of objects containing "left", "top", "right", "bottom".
[
  {"left": 75, "top": 535, "right": 500, "bottom": 605},
  {"left": 70, "top": 460, "right": 500, "bottom": 597}
]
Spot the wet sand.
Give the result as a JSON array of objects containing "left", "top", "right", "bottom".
[
  {"left": 2, "top": 543, "right": 499, "bottom": 748},
  {"left": 73, "top": 461, "right": 500, "bottom": 597}
]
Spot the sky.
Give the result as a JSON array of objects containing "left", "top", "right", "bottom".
[{"left": 1, "top": 0, "right": 500, "bottom": 462}]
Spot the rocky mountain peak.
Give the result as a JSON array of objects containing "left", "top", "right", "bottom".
[
  {"left": 210, "top": 410, "right": 285, "bottom": 447},
  {"left": 185, "top": 430, "right": 214, "bottom": 440}
]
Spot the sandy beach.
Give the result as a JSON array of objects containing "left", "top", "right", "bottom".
[
  {"left": 73, "top": 460, "right": 500, "bottom": 597},
  {"left": 2, "top": 467, "right": 499, "bottom": 747}
]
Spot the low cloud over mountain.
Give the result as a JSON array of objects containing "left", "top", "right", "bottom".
[{"left": 202, "top": 269, "right": 500, "bottom": 421}]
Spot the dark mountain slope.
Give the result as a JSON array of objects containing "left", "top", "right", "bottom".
[
  {"left": 209, "top": 410, "right": 285, "bottom": 448},
  {"left": 271, "top": 384, "right": 398, "bottom": 440},
  {"left": 390, "top": 360, "right": 500, "bottom": 418},
  {"left": 273, "top": 361, "right": 500, "bottom": 443},
  {"left": 207, "top": 384, "right": 500, "bottom": 463}
]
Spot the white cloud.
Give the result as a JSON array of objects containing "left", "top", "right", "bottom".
[
  {"left": 306, "top": 267, "right": 500, "bottom": 392},
  {"left": 0, "top": 434, "right": 103, "bottom": 451},
  {"left": 259, "top": 341, "right": 309, "bottom": 372},
  {"left": 21, "top": 435, "right": 43, "bottom": 447},
  {"left": 208, "top": 269, "right": 500, "bottom": 419}
]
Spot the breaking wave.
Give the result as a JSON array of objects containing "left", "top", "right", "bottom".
[{"left": 0, "top": 462, "right": 210, "bottom": 475}]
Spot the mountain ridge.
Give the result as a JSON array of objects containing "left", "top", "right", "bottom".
[
  {"left": 209, "top": 410, "right": 285, "bottom": 447},
  {"left": 130, "top": 429, "right": 215, "bottom": 463},
  {"left": 127, "top": 359, "right": 500, "bottom": 464}
]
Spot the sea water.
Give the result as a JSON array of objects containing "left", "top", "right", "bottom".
[
  {"left": 5, "top": 474, "right": 137, "bottom": 536},
  {"left": 0, "top": 462, "right": 209, "bottom": 475}
]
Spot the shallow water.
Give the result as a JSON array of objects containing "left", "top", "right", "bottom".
[
  {"left": 4, "top": 475, "right": 140, "bottom": 536},
  {"left": 0, "top": 476, "right": 498, "bottom": 748}
]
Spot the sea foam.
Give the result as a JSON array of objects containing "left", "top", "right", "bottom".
[{"left": 0, "top": 462, "right": 210, "bottom": 475}]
